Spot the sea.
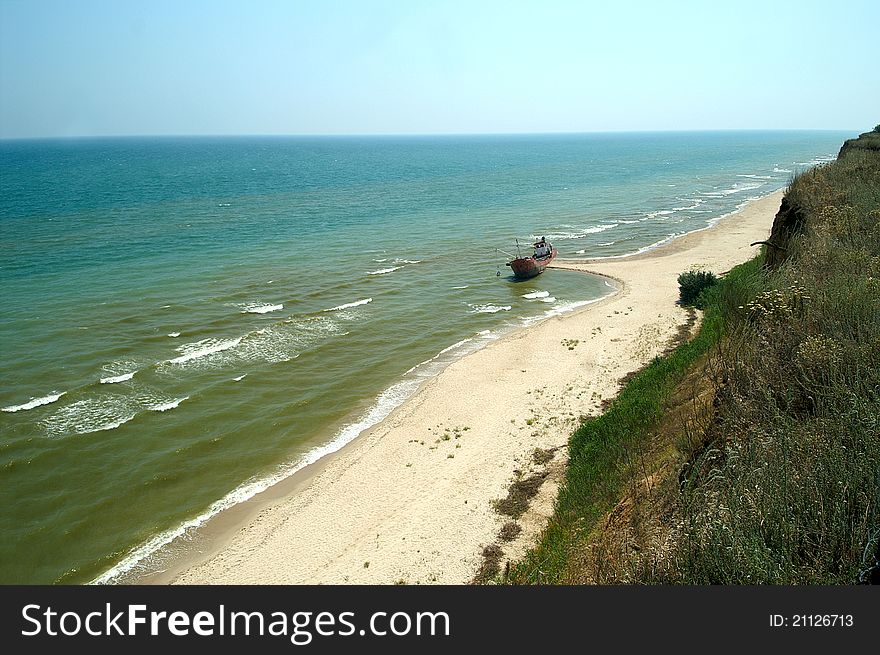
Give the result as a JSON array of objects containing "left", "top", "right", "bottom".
[{"left": 0, "top": 130, "right": 849, "bottom": 583}]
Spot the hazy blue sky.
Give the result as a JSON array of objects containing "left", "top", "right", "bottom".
[{"left": 1, "top": 0, "right": 877, "bottom": 138}]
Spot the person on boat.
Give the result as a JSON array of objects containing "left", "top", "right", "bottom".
[{"left": 534, "top": 237, "right": 550, "bottom": 258}]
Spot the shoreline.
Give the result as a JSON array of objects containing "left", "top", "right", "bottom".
[{"left": 128, "top": 190, "right": 783, "bottom": 585}]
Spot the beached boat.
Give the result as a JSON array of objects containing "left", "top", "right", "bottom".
[{"left": 506, "top": 238, "right": 557, "bottom": 279}]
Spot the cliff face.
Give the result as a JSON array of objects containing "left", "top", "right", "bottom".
[
  {"left": 764, "top": 195, "right": 807, "bottom": 270},
  {"left": 764, "top": 127, "right": 879, "bottom": 269},
  {"left": 838, "top": 127, "right": 880, "bottom": 159}
]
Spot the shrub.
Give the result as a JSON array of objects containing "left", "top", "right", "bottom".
[{"left": 677, "top": 269, "right": 717, "bottom": 307}]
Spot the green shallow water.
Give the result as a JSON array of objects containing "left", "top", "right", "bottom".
[{"left": 0, "top": 132, "right": 849, "bottom": 583}]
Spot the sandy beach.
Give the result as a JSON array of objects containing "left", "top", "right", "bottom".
[{"left": 169, "top": 190, "right": 784, "bottom": 585}]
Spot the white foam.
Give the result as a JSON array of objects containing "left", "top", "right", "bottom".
[
  {"left": 100, "top": 372, "right": 135, "bottom": 384},
  {"left": 149, "top": 397, "right": 188, "bottom": 412},
  {"left": 795, "top": 155, "right": 836, "bottom": 166},
  {"left": 325, "top": 298, "right": 372, "bottom": 312},
  {"left": 700, "top": 182, "right": 764, "bottom": 198},
  {"left": 233, "top": 374, "right": 247, "bottom": 382},
  {"left": 544, "top": 296, "right": 607, "bottom": 318},
  {"left": 242, "top": 303, "right": 283, "bottom": 314},
  {"left": 538, "top": 223, "right": 618, "bottom": 240},
  {"left": 773, "top": 167, "right": 792, "bottom": 173},
  {"left": 393, "top": 259, "right": 421, "bottom": 264},
  {"left": 91, "top": 377, "right": 424, "bottom": 585},
  {"left": 468, "top": 304, "right": 512, "bottom": 314},
  {"left": 671, "top": 199, "right": 705, "bottom": 212},
  {"left": 522, "top": 291, "right": 550, "bottom": 299},
  {"left": 439, "top": 338, "right": 473, "bottom": 355},
  {"left": 166, "top": 337, "right": 243, "bottom": 365},
  {"left": 452, "top": 285, "right": 469, "bottom": 290},
  {"left": 589, "top": 234, "right": 678, "bottom": 260},
  {"left": 367, "top": 266, "right": 402, "bottom": 275},
  {"left": 539, "top": 296, "right": 557, "bottom": 303},
  {"left": 167, "top": 332, "right": 181, "bottom": 338},
  {"left": 2, "top": 391, "right": 67, "bottom": 413},
  {"left": 575, "top": 249, "right": 587, "bottom": 254},
  {"left": 43, "top": 397, "right": 137, "bottom": 438}
]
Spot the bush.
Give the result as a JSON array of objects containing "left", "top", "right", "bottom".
[{"left": 677, "top": 269, "right": 717, "bottom": 307}]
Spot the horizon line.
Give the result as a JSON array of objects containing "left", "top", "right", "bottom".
[{"left": 0, "top": 127, "right": 862, "bottom": 142}]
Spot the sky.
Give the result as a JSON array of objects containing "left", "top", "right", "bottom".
[{"left": 0, "top": 0, "right": 877, "bottom": 138}]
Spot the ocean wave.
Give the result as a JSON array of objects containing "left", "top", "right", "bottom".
[
  {"left": 228, "top": 328, "right": 298, "bottom": 365},
  {"left": 367, "top": 266, "right": 402, "bottom": 275},
  {"left": 393, "top": 258, "right": 421, "bottom": 264},
  {"left": 700, "top": 182, "right": 763, "bottom": 198},
  {"left": 167, "top": 332, "right": 181, "bottom": 338},
  {"left": 589, "top": 234, "right": 678, "bottom": 260},
  {"left": 241, "top": 303, "right": 284, "bottom": 314},
  {"left": 452, "top": 285, "right": 469, "bottom": 290},
  {"left": 522, "top": 291, "right": 550, "bottom": 299},
  {"left": 671, "top": 199, "right": 705, "bottom": 212},
  {"left": 233, "top": 374, "right": 247, "bottom": 382},
  {"left": 163, "top": 316, "right": 341, "bottom": 370},
  {"left": 544, "top": 298, "right": 599, "bottom": 318},
  {"left": 539, "top": 296, "right": 557, "bottom": 303},
  {"left": 468, "top": 304, "right": 511, "bottom": 314},
  {"left": 575, "top": 249, "right": 586, "bottom": 254},
  {"left": 439, "top": 338, "right": 473, "bottom": 355},
  {"left": 795, "top": 155, "right": 836, "bottom": 166},
  {"left": 42, "top": 397, "right": 137, "bottom": 438},
  {"left": 166, "top": 337, "right": 244, "bottom": 365},
  {"left": 404, "top": 331, "right": 497, "bottom": 376},
  {"left": 2, "top": 391, "right": 67, "bottom": 413},
  {"left": 149, "top": 397, "right": 188, "bottom": 412},
  {"left": 241, "top": 317, "right": 343, "bottom": 365},
  {"left": 737, "top": 174, "right": 775, "bottom": 180},
  {"left": 536, "top": 223, "right": 618, "bottom": 240},
  {"left": 773, "top": 167, "right": 792, "bottom": 173},
  {"left": 325, "top": 298, "right": 372, "bottom": 312},
  {"left": 100, "top": 372, "right": 135, "bottom": 384}
]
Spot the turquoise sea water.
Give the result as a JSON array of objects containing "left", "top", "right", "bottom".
[{"left": 0, "top": 131, "right": 848, "bottom": 583}]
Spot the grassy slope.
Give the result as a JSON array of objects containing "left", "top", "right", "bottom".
[{"left": 508, "top": 132, "right": 880, "bottom": 585}]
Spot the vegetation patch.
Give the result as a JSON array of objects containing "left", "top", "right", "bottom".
[{"left": 677, "top": 269, "right": 717, "bottom": 307}]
